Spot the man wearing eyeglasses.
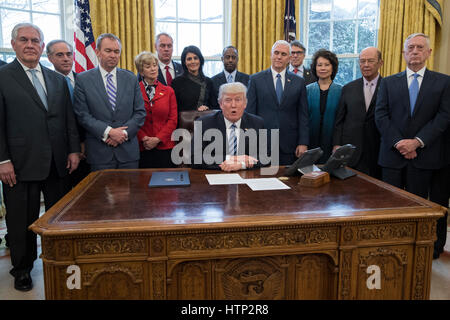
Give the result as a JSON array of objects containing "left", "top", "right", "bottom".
[
  {"left": 289, "top": 40, "right": 316, "bottom": 85},
  {"left": 333, "top": 47, "right": 383, "bottom": 179},
  {"left": 375, "top": 33, "right": 450, "bottom": 259}
]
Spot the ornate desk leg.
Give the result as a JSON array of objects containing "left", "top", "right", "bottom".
[
  {"left": 338, "top": 248, "right": 355, "bottom": 300},
  {"left": 412, "top": 220, "right": 437, "bottom": 300}
]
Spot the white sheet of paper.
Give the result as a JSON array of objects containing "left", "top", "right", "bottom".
[
  {"left": 205, "top": 174, "right": 246, "bottom": 185},
  {"left": 244, "top": 178, "right": 291, "bottom": 191}
]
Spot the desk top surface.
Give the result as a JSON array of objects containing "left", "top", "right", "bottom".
[{"left": 31, "top": 168, "right": 443, "bottom": 235}]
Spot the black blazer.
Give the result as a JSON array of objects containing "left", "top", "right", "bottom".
[
  {"left": 157, "top": 60, "right": 183, "bottom": 86},
  {"left": 333, "top": 76, "right": 382, "bottom": 167},
  {"left": 172, "top": 73, "right": 217, "bottom": 112},
  {"left": 0, "top": 59, "right": 6, "bottom": 67},
  {"left": 375, "top": 69, "right": 450, "bottom": 170},
  {"left": 191, "top": 111, "right": 265, "bottom": 170},
  {"left": 246, "top": 68, "right": 309, "bottom": 156},
  {"left": 211, "top": 70, "right": 250, "bottom": 108},
  {"left": 0, "top": 59, "right": 80, "bottom": 181}
]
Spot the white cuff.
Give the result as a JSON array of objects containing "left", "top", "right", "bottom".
[
  {"left": 0, "top": 159, "right": 11, "bottom": 165},
  {"left": 103, "top": 126, "right": 112, "bottom": 142}
]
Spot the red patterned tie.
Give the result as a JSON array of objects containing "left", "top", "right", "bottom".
[
  {"left": 165, "top": 65, "right": 173, "bottom": 86},
  {"left": 294, "top": 68, "right": 298, "bottom": 74}
]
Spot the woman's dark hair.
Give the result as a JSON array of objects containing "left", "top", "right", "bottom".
[
  {"left": 180, "top": 45, "right": 205, "bottom": 77},
  {"left": 310, "top": 49, "right": 339, "bottom": 80}
]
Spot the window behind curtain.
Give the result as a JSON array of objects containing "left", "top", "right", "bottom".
[
  {"left": 0, "top": 0, "right": 65, "bottom": 67},
  {"left": 154, "top": 0, "right": 227, "bottom": 78},
  {"left": 303, "top": 0, "right": 380, "bottom": 85}
]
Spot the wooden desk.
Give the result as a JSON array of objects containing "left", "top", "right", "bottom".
[{"left": 30, "top": 168, "right": 444, "bottom": 300}]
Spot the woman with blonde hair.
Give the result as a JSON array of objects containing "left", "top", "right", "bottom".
[{"left": 134, "top": 51, "right": 177, "bottom": 168}]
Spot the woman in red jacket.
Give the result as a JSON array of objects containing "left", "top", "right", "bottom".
[{"left": 134, "top": 51, "right": 177, "bottom": 168}]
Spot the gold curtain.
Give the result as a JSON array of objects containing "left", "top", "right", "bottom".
[
  {"left": 231, "top": 0, "right": 286, "bottom": 75},
  {"left": 378, "top": 0, "right": 443, "bottom": 77},
  {"left": 90, "top": 0, "right": 154, "bottom": 73}
]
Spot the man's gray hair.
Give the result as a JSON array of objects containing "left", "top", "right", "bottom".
[
  {"left": 272, "top": 40, "right": 291, "bottom": 55},
  {"left": 156, "top": 32, "right": 174, "bottom": 44},
  {"left": 290, "top": 40, "right": 306, "bottom": 52},
  {"left": 218, "top": 82, "right": 247, "bottom": 102},
  {"left": 11, "top": 23, "right": 44, "bottom": 44},
  {"left": 46, "top": 39, "right": 73, "bottom": 56},
  {"left": 404, "top": 33, "right": 430, "bottom": 51},
  {"left": 96, "top": 33, "right": 122, "bottom": 50}
]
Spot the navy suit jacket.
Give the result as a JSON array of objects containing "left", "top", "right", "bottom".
[
  {"left": 375, "top": 69, "right": 450, "bottom": 170},
  {"left": 191, "top": 111, "right": 265, "bottom": 170},
  {"left": 211, "top": 70, "right": 250, "bottom": 107},
  {"left": 246, "top": 68, "right": 309, "bottom": 156},
  {"left": 0, "top": 59, "right": 6, "bottom": 67},
  {"left": 158, "top": 60, "right": 183, "bottom": 85},
  {"left": 73, "top": 67, "right": 146, "bottom": 165}
]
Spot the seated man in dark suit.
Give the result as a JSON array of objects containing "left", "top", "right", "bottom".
[
  {"left": 192, "top": 82, "right": 265, "bottom": 171},
  {"left": 211, "top": 46, "right": 249, "bottom": 108}
]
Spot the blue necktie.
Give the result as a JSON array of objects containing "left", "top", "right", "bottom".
[
  {"left": 229, "top": 123, "right": 237, "bottom": 155},
  {"left": 409, "top": 73, "right": 419, "bottom": 116},
  {"left": 227, "top": 73, "right": 233, "bottom": 83},
  {"left": 275, "top": 73, "right": 283, "bottom": 104},
  {"left": 29, "top": 69, "right": 48, "bottom": 110},
  {"left": 106, "top": 73, "right": 116, "bottom": 111},
  {"left": 65, "top": 76, "right": 74, "bottom": 102}
]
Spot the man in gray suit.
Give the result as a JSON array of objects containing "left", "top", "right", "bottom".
[
  {"left": 0, "top": 23, "right": 80, "bottom": 291},
  {"left": 73, "top": 33, "right": 146, "bottom": 171}
]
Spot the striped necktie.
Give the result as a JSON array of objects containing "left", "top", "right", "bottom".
[
  {"left": 29, "top": 69, "right": 48, "bottom": 110},
  {"left": 229, "top": 123, "right": 237, "bottom": 156},
  {"left": 227, "top": 73, "right": 233, "bottom": 83},
  {"left": 106, "top": 73, "right": 116, "bottom": 111}
]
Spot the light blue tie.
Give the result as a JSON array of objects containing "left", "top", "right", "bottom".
[
  {"left": 275, "top": 73, "right": 283, "bottom": 104},
  {"left": 106, "top": 73, "right": 116, "bottom": 111},
  {"left": 227, "top": 73, "right": 233, "bottom": 83},
  {"left": 229, "top": 123, "right": 237, "bottom": 155},
  {"left": 29, "top": 69, "right": 48, "bottom": 110},
  {"left": 65, "top": 76, "right": 74, "bottom": 102},
  {"left": 409, "top": 73, "right": 419, "bottom": 116}
]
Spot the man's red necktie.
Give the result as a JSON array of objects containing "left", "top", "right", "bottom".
[
  {"left": 165, "top": 65, "right": 173, "bottom": 86},
  {"left": 294, "top": 68, "right": 298, "bottom": 74}
]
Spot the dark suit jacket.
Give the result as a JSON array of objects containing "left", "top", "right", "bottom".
[
  {"left": 158, "top": 60, "right": 183, "bottom": 86},
  {"left": 246, "top": 68, "right": 309, "bottom": 157},
  {"left": 333, "top": 76, "right": 382, "bottom": 169},
  {"left": 211, "top": 70, "right": 250, "bottom": 108},
  {"left": 0, "top": 59, "right": 6, "bottom": 67},
  {"left": 73, "top": 67, "right": 146, "bottom": 165},
  {"left": 192, "top": 111, "right": 265, "bottom": 170},
  {"left": 0, "top": 59, "right": 80, "bottom": 181},
  {"left": 375, "top": 69, "right": 450, "bottom": 170},
  {"left": 303, "top": 67, "right": 317, "bottom": 86}
]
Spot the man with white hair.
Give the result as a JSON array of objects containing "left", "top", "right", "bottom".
[
  {"left": 192, "top": 82, "right": 264, "bottom": 171},
  {"left": 247, "top": 40, "right": 309, "bottom": 165},
  {"left": 375, "top": 33, "right": 450, "bottom": 258},
  {"left": 0, "top": 23, "right": 80, "bottom": 291}
]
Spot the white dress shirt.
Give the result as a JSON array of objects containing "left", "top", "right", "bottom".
[
  {"left": 18, "top": 60, "right": 47, "bottom": 94},
  {"left": 224, "top": 69, "right": 237, "bottom": 83},
  {"left": 406, "top": 66, "right": 426, "bottom": 89},
  {"left": 270, "top": 67, "right": 286, "bottom": 90}
]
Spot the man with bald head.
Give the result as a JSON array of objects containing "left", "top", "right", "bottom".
[
  {"left": 375, "top": 33, "right": 450, "bottom": 259},
  {"left": 333, "top": 47, "right": 383, "bottom": 178}
]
